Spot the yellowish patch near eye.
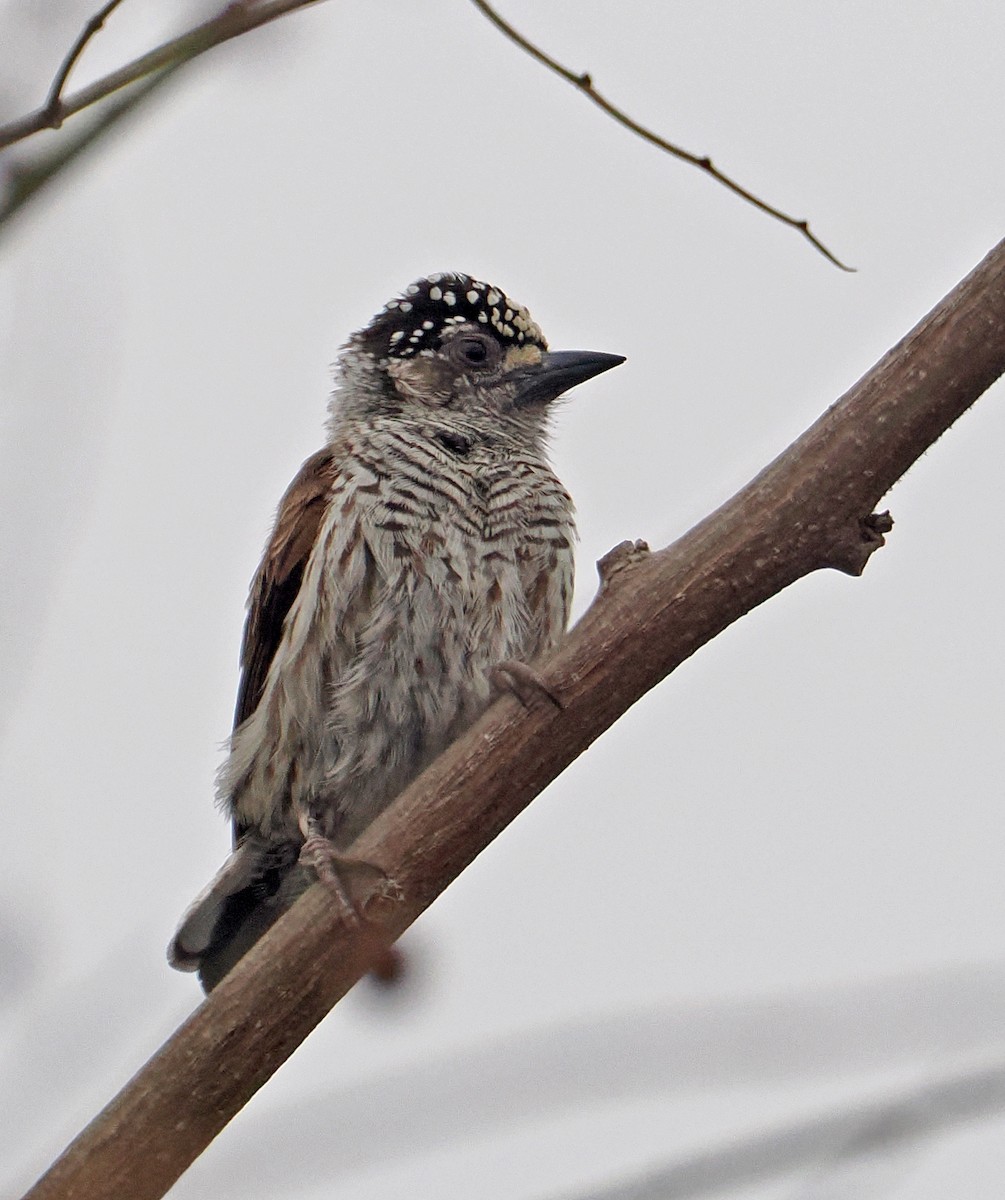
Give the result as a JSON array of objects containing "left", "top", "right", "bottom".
[{"left": 503, "top": 344, "right": 543, "bottom": 372}]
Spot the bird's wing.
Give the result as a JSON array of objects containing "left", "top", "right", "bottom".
[
  {"left": 171, "top": 445, "right": 343, "bottom": 984},
  {"left": 231, "top": 446, "right": 338, "bottom": 843},
  {"left": 233, "top": 446, "right": 337, "bottom": 729}
]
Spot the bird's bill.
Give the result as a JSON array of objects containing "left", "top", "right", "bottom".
[{"left": 513, "top": 349, "right": 626, "bottom": 406}]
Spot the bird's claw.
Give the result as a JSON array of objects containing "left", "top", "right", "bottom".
[
  {"left": 490, "top": 659, "right": 563, "bottom": 710},
  {"left": 299, "top": 831, "right": 402, "bottom": 923}
]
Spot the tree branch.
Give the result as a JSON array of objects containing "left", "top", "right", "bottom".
[
  {"left": 0, "top": 0, "right": 327, "bottom": 152},
  {"left": 551, "top": 1058, "right": 1005, "bottom": 1200},
  {"left": 469, "top": 0, "right": 853, "bottom": 271},
  {"left": 0, "top": 63, "right": 182, "bottom": 232},
  {"left": 22, "top": 239, "right": 1005, "bottom": 1200},
  {"left": 41, "top": 0, "right": 129, "bottom": 130},
  {"left": 3, "top": 0, "right": 849, "bottom": 270}
]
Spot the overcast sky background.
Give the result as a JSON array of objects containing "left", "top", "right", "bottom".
[{"left": 1, "top": 2, "right": 1004, "bottom": 1197}]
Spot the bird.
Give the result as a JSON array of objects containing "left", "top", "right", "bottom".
[{"left": 168, "top": 272, "right": 624, "bottom": 990}]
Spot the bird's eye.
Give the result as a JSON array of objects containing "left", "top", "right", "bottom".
[{"left": 451, "top": 335, "right": 497, "bottom": 368}]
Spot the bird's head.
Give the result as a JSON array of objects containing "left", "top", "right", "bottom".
[{"left": 329, "top": 273, "right": 624, "bottom": 448}]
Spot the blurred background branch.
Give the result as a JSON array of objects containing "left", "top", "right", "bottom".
[
  {"left": 0, "top": 62, "right": 181, "bottom": 231},
  {"left": 0, "top": 0, "right": 329, "bottom": 232},
  {"left": 116, "top": 962, "right": 1004, "bottom": 1197},
  {"left": 0, "top": 1, "right": 326, "bottom": 151},
  {"left": 552, "top": 1059, "right": 1005, "bottom": 1200}
]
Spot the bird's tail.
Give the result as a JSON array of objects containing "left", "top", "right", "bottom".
[{"left": 168, "top": 837, "right": 307, "bottom": 992}]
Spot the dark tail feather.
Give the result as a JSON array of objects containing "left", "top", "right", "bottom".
[{"left": 168, "top": 837, "right": 306, "bottom": 992}]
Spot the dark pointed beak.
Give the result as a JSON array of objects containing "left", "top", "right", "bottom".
[{"left": 514, "top": 349, "right": 625, "bottom": 406}]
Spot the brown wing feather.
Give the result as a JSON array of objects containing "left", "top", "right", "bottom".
[
  {"left": 233, "top": 447, "right": 338, "bottom": 730},
  {"left": 230, "top": 448, "right": 337, "bottom": 850}
]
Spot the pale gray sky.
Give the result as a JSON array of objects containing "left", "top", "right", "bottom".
[{"left": 2, "top": 3, "right": 1004, "bottom": 1197}]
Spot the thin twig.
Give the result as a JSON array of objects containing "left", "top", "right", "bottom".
[
  {"left": 0, "top": 0, "right": 326, "bottom": 151},
  {"left": 42, "top": 0, "right": 128, "bottom": 129},
  {"left": 1, "top": 63, "right": 184, "bottom": 233},
  {"left": 470, "top": 0, "right": 853, "bottom": 271}
]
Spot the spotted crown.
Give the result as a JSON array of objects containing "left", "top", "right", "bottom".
[{"left": 354, "top": 273, "right": 547, "bottom": 362}]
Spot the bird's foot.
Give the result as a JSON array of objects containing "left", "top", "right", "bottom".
[
  {"left": 490, "top": 659, "right": 563, "bottom": 710},
  {"left": 299, "top": 826, "right": 403, "bottom": 924}
]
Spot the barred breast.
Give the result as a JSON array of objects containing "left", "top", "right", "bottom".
[{"left": 222, "top": 418, "right": 575, "bottom": 847}]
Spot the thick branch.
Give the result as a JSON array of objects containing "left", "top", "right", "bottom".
[
  {"left": 23, "top": 240, "right": 1005, "bottom": 1200},
  {"left": 470, "top": 0, "right": 852, "bottom": 271}
]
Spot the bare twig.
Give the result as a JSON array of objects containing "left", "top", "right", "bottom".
[
  {"left": 0, "top": 0, "right": 326, "bottom": 151},
  {"left": 4, "top": 0, "right": 850, "bottom": 272},
  {"left": 1, "top": 63, "right": 182, "bottom": 231},
  {"left": 41, "top": 0, "right": 128, "bottom": 129},
  {"left": 470, "top": 0, "right": 853, "bottom": 271},
  {"left": 21, "top": 240, "right": 1005, "bottom": 1200}
]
